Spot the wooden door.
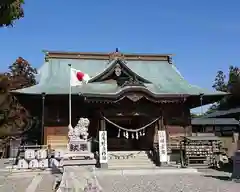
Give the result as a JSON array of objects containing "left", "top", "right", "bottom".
[{"left": 44, "top": 126, "right": 68, "bottom": 148}]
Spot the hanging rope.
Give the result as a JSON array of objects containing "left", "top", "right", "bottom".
[{"left": 101, "top": 115, "right": 160, "bottom": 132}]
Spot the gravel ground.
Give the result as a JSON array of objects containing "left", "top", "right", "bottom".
[{"left": 97, "top": 172, "right": 240, "bottom": 192}]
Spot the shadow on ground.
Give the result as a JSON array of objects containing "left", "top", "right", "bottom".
[
  {"left": 51, "top": 164, "right": 62, "bottom": 191},
  {"left": 204, "top": 175, "right": 231, "bottom": 181}
]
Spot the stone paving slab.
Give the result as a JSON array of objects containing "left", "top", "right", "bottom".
[
  {"left": 94, "top": 167, "right": 199, "bottom": 176},
  {"left": 35, "top": 174, "right": 56, "bottom": 192},
  {"left": 0, "top": 176, "right": 33, "bottom": 192},
  {"left": 97, "top": 171, "right": 240, "bottom": 192},
  {"left": 0, "top": 166, "right": 239, "bottom": 192},
  {"left": 57, "top": 166, "right": 102, "bottom": 192},
  {"left": 0, "top": 171, "right": 56, "bottom": 192}
]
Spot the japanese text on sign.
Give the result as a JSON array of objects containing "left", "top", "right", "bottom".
[
  {"left": 99, "top": 131, "right": 108, "bottom": 163},
  {"left": 158, "top": 130, "right": 168, "bottom": 163}
]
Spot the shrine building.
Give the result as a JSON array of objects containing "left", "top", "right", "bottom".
[{"left": 13, "top": 50, "right": 226, "bottom": 157}]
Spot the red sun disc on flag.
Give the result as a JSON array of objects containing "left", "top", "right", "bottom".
[{"left": 76, "top": 72, "right": 84, "bottom": 81}]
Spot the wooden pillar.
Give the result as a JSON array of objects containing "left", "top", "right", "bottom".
[
  {"left": 41, "top": 92, "right": 46, "bottom": 145},
  {"left": 99, "top": 119, "right": 108, "bottom": 168}
]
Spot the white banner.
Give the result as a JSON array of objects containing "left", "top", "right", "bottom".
[
  {"left": 99, "top": 131, "right": 108, "bottom": 164},
  {"left": 158, "top": 130, "right": 168, "bottom": 163}
]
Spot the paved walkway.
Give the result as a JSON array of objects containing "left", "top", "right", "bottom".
[
  {"left": 57, "top": 166, "right": 102, "bottom": 192},
  {"left": 0, "top": 171, "right": 56, "bottom": 192},
  {"left": 0, "top": 159, "right": 239, "bottom": 192},
  {"left": 98, "top": 171, "right": 240, "bottom": 192},
  {"left": 1, "top": 169, "right": 238, "bottom": 192}
]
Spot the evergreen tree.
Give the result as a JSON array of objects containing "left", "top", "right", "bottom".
[
  {"left": 211, "top": 65, "right": 240, "bottom": 111},
  {"left": 0, "top": 0, "right": 24, "bottom": 27}
]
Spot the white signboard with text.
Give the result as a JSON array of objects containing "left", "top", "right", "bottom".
[
  {"left": 158, "top": 130, "right": 168, "bottom": 163},
  {"left": 232, "top": 150, "right": 240, "bottom": 179},
  {"left": 99, "top": 131, "right": 108, "bottom": 164}
]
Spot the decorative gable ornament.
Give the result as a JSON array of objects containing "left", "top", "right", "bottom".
[
  {"left": 114, "top": 64, "right": 122, "bottom": 76},
  {"left": 127, "top": 95, "right": 143, "bottom": 102},
  {"left": 121, "top": 77, "right": 144, "bottom": 87},
  {"left": 109, "top": 49, "right": 126, "bottom": 62}
]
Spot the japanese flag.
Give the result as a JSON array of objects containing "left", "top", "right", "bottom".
[{"left": 70, "top": 68, "right": 90, "bottom": 86}]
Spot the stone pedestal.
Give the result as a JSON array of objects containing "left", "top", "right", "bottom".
[
  {"left": 62, "top": 118, "right": 96, "bottom": 167},
  {"left": 63, "top": 141, "right": 96, "bottom": 166}
]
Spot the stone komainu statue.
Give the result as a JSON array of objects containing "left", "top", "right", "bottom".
[{"left": 68, "top": 118, "right": 90, "bottom": 152}]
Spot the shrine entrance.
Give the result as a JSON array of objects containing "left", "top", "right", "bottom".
[{"left": 103, "top": 116, "right": 158, "bottom": 151}]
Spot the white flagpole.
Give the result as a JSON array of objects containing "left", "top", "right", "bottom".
[{"left": 68, "top": 64, "right": 72, "bottom": 128}]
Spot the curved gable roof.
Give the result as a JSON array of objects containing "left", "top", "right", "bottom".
[
  {"left": 12, "top": 51, "right": 227, "bottom": 98},
  {"left": 89, "top": 58, "right": 151, "bottom": 83}
]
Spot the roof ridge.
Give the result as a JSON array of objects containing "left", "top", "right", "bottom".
[{"left": 43, "top": 50, "right": 173, "bottom": 62}]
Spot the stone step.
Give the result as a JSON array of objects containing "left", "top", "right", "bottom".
[
  {"left": 108, "top": 163, "right": 155, "bottom": 167},
  {"left": 108, "top": 153, "right": 150, "bottom": 159},
  {"left": 108, "top": 151, "right": 147, "bottom": 154},
  {"left": 108, "top": 159, "right": 153, "bottom": 163},
  {"left": 108, "top": 163, "right": 154, "bottom": 166},
  {"left": 107, "top": 151, "right": 155, "bottom": 169},
  {"left": 64, "top": 152, "right": 94, "bottom": 159},
  {"left": 108, "top": 164, "right": 156, "bottom": 169},
  {"left": 108, "top": 151, "right": 148, "bottom": 156},
  {"left": 108, "top": 155, "right": 151, "bottom": 160},
  {"left": 108, "top": 157, "right": 150, "bottom": 160},
  {"left": 63, "top": 159, "right": 96, "bottom": 166},
  {"left": 108, "top": 159, "right": 154, "bottom": 165},
  {"left": 108, "top": 152, "right": 148, "bottom": 155}
]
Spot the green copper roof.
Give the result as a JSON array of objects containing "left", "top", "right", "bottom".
[{"left": 13, "top": 57, "right": 226, "bottom": 96}]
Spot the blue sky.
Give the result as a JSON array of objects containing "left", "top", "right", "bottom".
[{"left": 0, "top": 0, "right": 239, "bottom": 113}]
